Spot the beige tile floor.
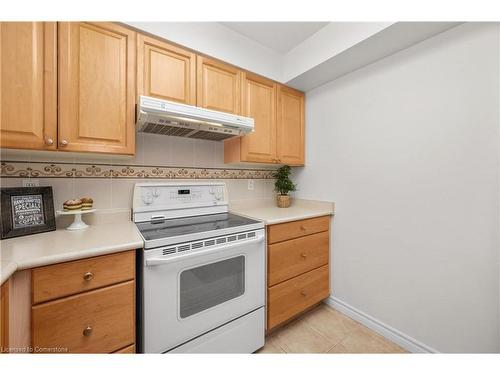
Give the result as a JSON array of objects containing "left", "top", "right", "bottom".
[{"left": 257, "top": 303, "right": 407, "bottom": 354}]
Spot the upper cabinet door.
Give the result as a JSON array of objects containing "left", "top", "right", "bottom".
[
  {"left": 58, "top": 22, "right": 136, "bottom": 155},
  {"left": 277, "top": 85, "right": 305, "bottom": 166},
  {"left": 197, "top": 56, "right": 241, "bottom": 114},
  {"left": 239, "top": 72, "right": 277, "bottom": 163},
  {"left": 137, "top": 35, "right": 196, "bottom": 105},
  {"left": 0, "top": 22, "right": 57, "bottom": 150}
]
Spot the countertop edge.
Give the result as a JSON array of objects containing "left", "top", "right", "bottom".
[
  {"left": 1, "top": 241, "right": 143, "bottom": 285},
  {"left": 1, "top": 261, "right": 18, "bottom": 285},
  {"left": 14, "top": 241, "right": 144, "bottom": 271},
  {"left": 235, "top": 211, "right": 334, "bottom": 225}
]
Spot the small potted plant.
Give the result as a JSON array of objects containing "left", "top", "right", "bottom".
[{"left": 273, "top": 165, "right": 296, "bottom": 208}]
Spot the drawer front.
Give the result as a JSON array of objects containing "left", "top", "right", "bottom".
[
  {"left": 32, "top": 281, "right": 135, "bottom": 353},
  {"left": 268, "top": 231, "right": 329, "bottom": 286},
  {"left": 113, "top": 344, "right": 135, "bottom": 354},
  {"left": 267, "top": 216, "right": 330, "bottom": 244},
  {"left": 267, "top": 265, "right": 329, "bottom": 330},
  {"left": 32, "top": 250, "right": 135, "bottom": 304}
]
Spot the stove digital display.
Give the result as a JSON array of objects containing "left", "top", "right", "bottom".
[{"left": 178, "top": 189, "right": 190, "bottom": 195}]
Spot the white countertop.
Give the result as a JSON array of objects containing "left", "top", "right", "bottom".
[
  {"left": 230, "top": 198, "right": 335, "bottom": 225},
  {"left": 0, "top": 218, "right": 143, "bottom": 285}
]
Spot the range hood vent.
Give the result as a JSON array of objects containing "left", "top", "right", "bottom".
[{"left": 136, "top": 96, "right": 254, "bottom": 141}]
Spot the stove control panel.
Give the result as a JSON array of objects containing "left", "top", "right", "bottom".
[{"left": 133, "top": 183, "right": 228, "bottom": 221}]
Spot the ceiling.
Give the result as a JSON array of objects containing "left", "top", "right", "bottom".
[{"left": 219, "top": 22, "right": 329, "bottom": 54}]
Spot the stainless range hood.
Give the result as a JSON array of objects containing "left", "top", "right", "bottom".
[{"left": 136, "top": 96, "right": 254, "bottom": 141}]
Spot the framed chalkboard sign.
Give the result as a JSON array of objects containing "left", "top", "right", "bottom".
[{"left": 1, "top": 187, "right": 56, "bottom": 239}]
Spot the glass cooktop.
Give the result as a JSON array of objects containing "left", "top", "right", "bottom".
[{"left": 136, "top": 213, "right": 260, "bottom": 242}]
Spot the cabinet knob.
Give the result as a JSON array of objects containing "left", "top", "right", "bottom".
[
  {"left": 45, "top": 138, "right": 54, "bottom": 146},
  {"left": 60, "top": 139, "right": 68, "bottom": 146},
  {"left": 83, "top": 326, "right": 93, "bottom": 337},
  {"left": 300, "top": 225, "right": 306, "bottom": 231},
  {"left": 300, "top": 291, "right": 307, "bottom": 297},
  {"left": 300, "top": 253, "right": 307, "bottom": 258},
  {"left": 83, "top": 272, "right": 94, "bottom": 281}
]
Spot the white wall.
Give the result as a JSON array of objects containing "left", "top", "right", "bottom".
[{"left": 295, "top": 23, "right": 500, "bottom": 352}]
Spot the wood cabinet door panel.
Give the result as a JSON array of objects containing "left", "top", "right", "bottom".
[
  {"left": 239, "top": 73, "right": 277, "bottom": 163},
  {"left": 197, "top": 56, "right": 240, "bottom": 114},
  {"left": 268, "top": 231, "right": 329, "bottom": 286},
  {"left": 267, "top": 265, "right": 329, "bottom": 330},
  {"left": 138, "top": 35, "right": 196, "bottom": 104},
  {"left": 113, "top": 344, "right": 135, "bottom": 354},
  {"left": 32, "top": 250, "right": 135, "bottom": 304},
  {"left": 32, "top": 281, "right": 135, "bottom": 353},
  {"left": 267, "top": 216, "right": 330, "bottom": 244},
  {"left": 0, "top": 22, "right": 57, "bottom": 150},
  {"left": 58, "top": 22, "right": 135, "bottom": 154},
  {"left": 277, "top": 85, "right": 305, "bottom": 165},
  {"left": 1, "top": 280, "right": 9, "bottom": 352}
]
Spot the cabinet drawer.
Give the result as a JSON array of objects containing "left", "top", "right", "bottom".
[
  {"left": 268, "top": 231, "right": 329, "bottom": 286},
  {"left": 267, "top": 265, "right": 329, "bottom": 330},
  {"left": 32, "top": 250, "right": 135, "bottom": 304},
  {"left": 113, "top": 344, "right": 135, "bottom": 354},
  {"left": 267, "top": 216, "right": 330, "bottom": 244},
  {"left": 32, "top": 281, "right": 135, "bottom": 353}
]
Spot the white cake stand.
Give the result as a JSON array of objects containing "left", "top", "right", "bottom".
[{"left": 56, "top": 209, "right": 96, "bottom": 231}]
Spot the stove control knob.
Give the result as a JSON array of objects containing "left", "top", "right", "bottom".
[
  {"left": 153, "top": 188, "right": 160, "bottom": 198},
  {"left": 142, "top": 191, "right": 153, "bottom": 205}
]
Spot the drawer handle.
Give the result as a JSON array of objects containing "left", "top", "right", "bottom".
[
  {"left": 300, "top": 225, "right": 306, "bottom": 231},
  {"left": 301, "top": 253, "right": 307, "bottom": 258},
  {"left": 83, "top": 326, "right": 93, "bottom": 337},
  {"left": 301, "top": 291, "right": 307, "bottom": 297},
  {"left": 83, "top": 272, "right": 94, "bottom": 281}
]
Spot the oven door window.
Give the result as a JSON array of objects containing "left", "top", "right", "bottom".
[{"left": 179, "top": 256, "right": 245, "bottom": 319}]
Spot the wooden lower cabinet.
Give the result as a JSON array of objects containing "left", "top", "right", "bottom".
[
  {"left": 30, "top": 250, "right": 136, "bottom": 353},
  {"left": 32, "top": 250, "right": 135, "bottom": 304},
  {"left": 1, "top": 280, "right": 9, "bottom": 353},
  {"left": 268, "top": 231, "right": 329, "bottom": 286},
  {"left": 266, "top": 216, "right": 331, "bottom": 331},
  {"left": 268, "top": 265, "right": 329, "bottom": 329},
  {"left": 32, "top": 281, "right": 135, "bottom": 353},
  {"left": 113, "top": 344, "right": 136, "bottom": 354}
]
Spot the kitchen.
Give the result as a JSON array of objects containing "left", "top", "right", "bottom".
[{"left": 1, "top": 1, "right": 500, "bottom": 373}]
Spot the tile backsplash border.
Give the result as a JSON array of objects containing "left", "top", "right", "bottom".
[{"left": 1, "top": 160, "right": 276, "bottom": 179}]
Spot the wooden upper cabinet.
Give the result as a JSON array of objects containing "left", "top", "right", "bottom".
[
  {"left": 0, "top": 22, "right": 57, "bottom": 150},
  {"left": 224, "top": 72, "right": 277, "bottom": 163},
  {"left": 58, "top": 22, "right": 136, "bottom": 155},
  {"left": 277, "top": 85, "right": 305, "bottom": 166},
  {"left": 137, "top": 34, "right": 196, "bottom": 105},
  {"left": 197, "top": 56, "right": 241, "bottom": 114}
]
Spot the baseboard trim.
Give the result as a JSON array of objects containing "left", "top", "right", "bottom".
[{"left": 325, "top": 297, "right": 438, "bottom": 353}]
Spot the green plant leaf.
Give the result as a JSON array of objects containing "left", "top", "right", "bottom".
[{"left": 272, "top": 165, "right": 297, "bottom": 195}]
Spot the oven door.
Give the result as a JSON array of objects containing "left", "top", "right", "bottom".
[{"left": 142, "top": 229, "right": 265, "bottom": 353}]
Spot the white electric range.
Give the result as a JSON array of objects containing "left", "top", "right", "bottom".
[{"left": 133, "top": 182, "right": 265, "bottom": 353}]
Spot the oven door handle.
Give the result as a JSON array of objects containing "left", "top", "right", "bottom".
[{"left": 145, "top": 235, "right": 265, "bottom": 267}]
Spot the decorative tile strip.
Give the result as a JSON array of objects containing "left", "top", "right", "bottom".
[{"left": 0, "top": 161, "right": 276, "bottom": 180}]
